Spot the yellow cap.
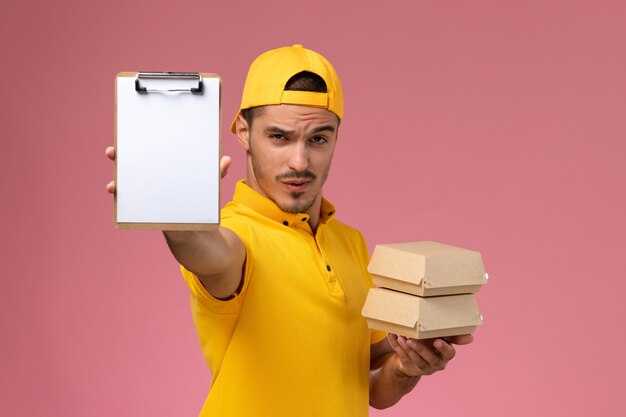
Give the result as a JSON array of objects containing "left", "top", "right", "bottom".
[{"left": 231, "top": 44, "right": 344, "bottom": 132}]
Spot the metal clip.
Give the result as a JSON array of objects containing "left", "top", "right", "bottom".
[{"left": 135, "top": 72, "right": 203, "bottom": 94}]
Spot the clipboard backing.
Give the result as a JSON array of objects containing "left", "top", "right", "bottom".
[{"left": 114, "top": 72, "right": 221, "bottom": 231}]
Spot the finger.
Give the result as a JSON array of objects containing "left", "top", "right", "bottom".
[
  {"left": 405, "top": 338, "right": 443, "bottom": 367},
  {"left": 433, "top": 339, "right": 456, "bottom": 361},
  {"left": 396, "top": 337, "right": 429, "bottom": 373},
  {"left": 443, "top": 334, "right": 474, "bottom": 345},
  {"left": 220, "top": 155, "right": 232, "bottom": 179},
  {"left": 106, "top": 180, "right": 116, "bottom": 193},
  {"left": 387, "top": 333, "right": 400, "bottom": 348},
  {"left": 390, "top": 335, "right": 431, "bottom": 363},
  {"left": 454, "top": 334, "right": 474, "bottom": 345},
  {"left": 105, "top": 146, "right": 116, "bottom": 161}
]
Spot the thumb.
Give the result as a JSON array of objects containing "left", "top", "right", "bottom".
[{"left": 220, "top": 155, "right": 232, "bottom": 179}]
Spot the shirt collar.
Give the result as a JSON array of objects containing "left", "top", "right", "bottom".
[{"left": 232, "top": 180, "right": 336, "bottom": 227}]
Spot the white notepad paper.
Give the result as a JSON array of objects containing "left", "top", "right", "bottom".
[{"left": 115, "top": 72, "right": 221, "bottom": 230}]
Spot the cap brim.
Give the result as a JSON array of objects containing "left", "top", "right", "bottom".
[{"left": 230, "top": 111, "right": 240, "bottom": 133}]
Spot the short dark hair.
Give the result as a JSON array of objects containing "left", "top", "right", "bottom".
[
  {"left": 284, "top": 71, "right": 327, "bottom": 93},
  {"left": 241, "top": 71, "right": 328, "bottom": 129}
]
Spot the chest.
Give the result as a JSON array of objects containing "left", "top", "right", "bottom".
[{"left": 239, "top": 223, "right": 370, "bottom": 334}]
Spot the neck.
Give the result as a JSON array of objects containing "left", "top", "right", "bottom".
[{"left": 306, "top": 197, "right": 322, "bottom": 234}]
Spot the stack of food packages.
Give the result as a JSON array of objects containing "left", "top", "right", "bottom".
[{"left": 362, "top": 241, "right": 487, "bottom": 339}]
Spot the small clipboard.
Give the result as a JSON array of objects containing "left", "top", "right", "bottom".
[{"left": 115, "top": 72, "right": 221, "bottom": 230}]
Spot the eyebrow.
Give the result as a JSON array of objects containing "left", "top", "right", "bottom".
[
  {"left": 265, "top": 126, "right": 295, "bottom": 135},
  {"left": 264, "top": 124, "right": 336, "bottom": 135},
  {"left": 311, "top": 124, "right": 336, "bottom": 134}
]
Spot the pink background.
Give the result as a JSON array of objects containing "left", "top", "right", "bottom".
[{"left": 2, "top": 0, "right": 625, "bottom": 416}]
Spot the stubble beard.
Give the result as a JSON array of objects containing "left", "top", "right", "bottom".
[{"left": 249, "top": 148, "right": 329, "bottom": 214}]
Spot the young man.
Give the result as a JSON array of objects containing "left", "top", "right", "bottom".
[{"left": 106, "top": 44, "right": 472, "bottom": 417}]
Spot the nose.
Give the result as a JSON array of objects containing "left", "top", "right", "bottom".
[{"left": 287, "top": 142, "right": 309, "bottom": 173}]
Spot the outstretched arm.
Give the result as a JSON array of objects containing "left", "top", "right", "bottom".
[{"left": 105, "top": 146, "right": 245, "bottom": 299}]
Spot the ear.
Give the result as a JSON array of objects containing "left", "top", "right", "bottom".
[{"left": 234, "top": 113, "right": 250, "bottom": 151}]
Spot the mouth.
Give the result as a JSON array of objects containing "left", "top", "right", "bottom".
[{"left": 281, "top": 179, "right": 312, "bottom": 192}]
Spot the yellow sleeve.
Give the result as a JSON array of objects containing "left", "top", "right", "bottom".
[
  {"left": 179, "top": 216, "right": 254, "bottom": 314},
  {"left": 370, "top": 329, "right": 388, "bottom": 345}
]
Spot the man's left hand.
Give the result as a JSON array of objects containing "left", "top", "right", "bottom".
[{"left": 387, "top": 333, "right": 474, "bottom": 377}]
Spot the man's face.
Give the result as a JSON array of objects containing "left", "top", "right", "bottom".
[{"left": 239, "top": 104, "right": 339, "bottom": 216}]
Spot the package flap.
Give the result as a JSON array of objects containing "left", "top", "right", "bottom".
[
  {"left": 367, "top": 241, "right": 486, "bottom": 290},
  {"left": 361, "top": 287, "right": 419, "bottom": 328}
]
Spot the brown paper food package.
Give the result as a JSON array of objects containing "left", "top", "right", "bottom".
[
  {"left": 368, "top": 241, "right": 488, "bottom": 297},
  {"left": 362, "top": 287, "right": 483, "bottom": 339}
]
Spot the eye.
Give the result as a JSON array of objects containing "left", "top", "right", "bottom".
[
  {"left": 310, "top": 135, "right": 327, "bottom": 144},
  {"left": 270, "top": 134, "right": 287, "bottom": 141}
]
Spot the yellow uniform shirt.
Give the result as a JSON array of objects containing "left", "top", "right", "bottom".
[{"left": 181, "top": 180, "right": 386, "bottom": 417}]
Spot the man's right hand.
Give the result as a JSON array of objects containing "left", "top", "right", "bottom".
[{"left": 105, "top": 146, "right": 116, "bottom": 193}]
